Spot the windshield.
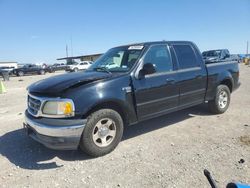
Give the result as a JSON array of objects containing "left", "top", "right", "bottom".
[{"left": 88, "top": 46, "right": 143, "bottom": 73}]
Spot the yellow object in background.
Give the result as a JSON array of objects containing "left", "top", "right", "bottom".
[
  {"left": 0, "top": 81, "right": 6, "bottom": 94},
  {"left": 244, "top": 58, "right": 250, "bottom": 65}
]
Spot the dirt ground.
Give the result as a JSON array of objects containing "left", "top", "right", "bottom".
[{"left": 0, "top": 65, "right": 249, "bottom": 188}]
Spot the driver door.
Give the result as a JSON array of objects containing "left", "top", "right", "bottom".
[{"left": 132, "top": 44, "right": 179, "bottom": 121}]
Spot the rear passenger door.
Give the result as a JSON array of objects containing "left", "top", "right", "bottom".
[{"left": 172, "top": 44, "right": 207, "bottom": 109}]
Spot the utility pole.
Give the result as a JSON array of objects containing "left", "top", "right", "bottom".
[
  {"left": 247, "top": 41, "right": 249, "bottom": 55},
  {"left": 66, "top": 44, "right": 68, "bottom": 57},
  {"left": 70, "top": 36, "right": 73, "bottom": 57}
]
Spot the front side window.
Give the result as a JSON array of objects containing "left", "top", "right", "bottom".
[
  {"left": 143, "top": 45, "right": 173, "bottom": 73},
  {"left": 173, "top": 45, "right": 199, "bottom": 69},
  {"left": 88, "top": 46, "right": 143, "bottom": 72}
]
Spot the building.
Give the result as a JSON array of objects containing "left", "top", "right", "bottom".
[
  {"left": 57, "top": 53, "right": 102, "bottom": 64},
  {"left": 0, "top": 62, "right": 18, "bottom": 69}
]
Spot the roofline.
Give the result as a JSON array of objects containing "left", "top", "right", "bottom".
[
  {"left": 113, "top": 40, "right": 194, "bottom": 48},
  {"left": 203, "top": 49, "right": 228, "bottom": 52},
  {"left": 0, "top": 62, "right": 18, "bottom": 63},
  {"left": 57, "top": 53, "right": 102, "bottom": 60}
]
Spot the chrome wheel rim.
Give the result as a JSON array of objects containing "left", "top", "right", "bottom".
[
  {"left": 218, "top": 90, "right": 228, "bottom": 109},
  {"left": 92, "top": 118, "right": 116, "bottom": 147}
]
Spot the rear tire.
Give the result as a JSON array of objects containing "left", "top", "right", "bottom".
[
  {"left": 208, "top": 85, "right": 230, "bottom": 114},
  {"left": 80, "top": 109, "right": 124, "bottom": 157},
  {"left": 73, "top": 68, "right": 78, "bottom": 72}
]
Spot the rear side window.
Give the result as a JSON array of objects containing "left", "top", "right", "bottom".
[{"left": 173, "top": 45, "right": 199, "bottom": 69}]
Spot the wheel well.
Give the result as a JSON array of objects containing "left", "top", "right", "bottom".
[
  {"left": 220, "top": 79, "right": 232, "bottom": 92},
  {"left": 83, "top": 101, "right": 128, "bottom": 125}
]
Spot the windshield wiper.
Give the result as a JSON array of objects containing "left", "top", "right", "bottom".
[{"left": 93, "top": 67, "right": 112, "bottom": 74}]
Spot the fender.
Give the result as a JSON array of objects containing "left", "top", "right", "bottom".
[
  {"left": 205, "top": 70, "right": 233, "bottom": 101},
  {"left": 63, "top": 74, "right": 138, "bottom": 125}
]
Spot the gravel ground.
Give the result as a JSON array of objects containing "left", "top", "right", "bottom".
[{"left": 0, "top": 65, "right": 249, "bottom": 188}]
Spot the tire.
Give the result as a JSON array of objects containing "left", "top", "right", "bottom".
[
  {"left": 80, "top": 109, "right": 124, "bottom": 157},
  {"left": 208, "top": 85, "right": 231, "bottom": 114},
  {"left": 73, "top": 68, "right": 78, "bottom": 72},
  {"left": 39, "top": 70, "right": 45, "bottom": 75},
  {"left": 17, "top": 71, "right": 24, "bottom": 77}
]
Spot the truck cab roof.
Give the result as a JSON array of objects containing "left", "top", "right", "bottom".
[{"left": 115, "top": 41, "right": 196, "bottom": 48}]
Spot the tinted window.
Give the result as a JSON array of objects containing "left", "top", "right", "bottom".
[
  {"left": 143, "top": 45, "right": 173, "bottom": 73},
  {"left": 173, "top": 45, "right": 199, "bottom": 69}
]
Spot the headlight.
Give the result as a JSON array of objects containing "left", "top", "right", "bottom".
[{"left": 42, "top": 99, "right": 75, "bottom": 117}]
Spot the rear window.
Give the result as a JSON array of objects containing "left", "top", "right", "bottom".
[{"left": 173, "top": 45, "right": 199, "bottom": 69}]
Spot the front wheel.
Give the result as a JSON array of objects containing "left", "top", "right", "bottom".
[
  {"left": 208, "top": 85, "right": 231, "bottom": 114},
  {"left": 80, "top": 109, "right": 124, "bottom": 157},
  {"left": 17, "top": 71, "right": 24, "bottom": 76}
]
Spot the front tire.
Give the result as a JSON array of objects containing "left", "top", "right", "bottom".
[
  {"left": 80, "top": 109, "right": 124, "bottom": 157},
  {"left": 208, "top": 85, "right": 231, "bottom": 114},
  {"left": 17, "top": 71, "right": 24, "bottom": 76}
]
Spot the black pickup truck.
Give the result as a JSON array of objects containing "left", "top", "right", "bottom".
[
  {"left": 24, "top": 41, "right": 240, "bottom": 157},
  {"left": 12, "top": 64, "right": 46, "bottom": 76}
]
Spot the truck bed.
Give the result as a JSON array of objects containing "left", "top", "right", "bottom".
[{"left": 205, "top": 60, "right": 240, "bottom": 101}]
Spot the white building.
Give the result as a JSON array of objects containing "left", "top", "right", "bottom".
[{"left": 0, "top": 62, "right": 18, "bottom": 69}]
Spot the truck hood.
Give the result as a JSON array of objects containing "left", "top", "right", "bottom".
[{"left": 28, "top": 71, "right": 112, "bottom": 94}]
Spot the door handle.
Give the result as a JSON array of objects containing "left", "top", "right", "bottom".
[{"left": 166, "top": 78, "right": 175, "bottom": 84}]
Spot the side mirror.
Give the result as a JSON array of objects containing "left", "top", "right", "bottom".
[{"left": 138, "top": 63, "right": 156, "bottom": 79}]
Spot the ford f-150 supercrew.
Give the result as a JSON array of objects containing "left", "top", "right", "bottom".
[{"left": 24, "top": 41, "right": 240, "bottom": 157}]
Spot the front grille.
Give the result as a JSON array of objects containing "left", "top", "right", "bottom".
[{"left": 28, "top": 95, "right": 41, "bottom": 116}]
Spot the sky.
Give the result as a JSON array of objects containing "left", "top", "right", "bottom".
[{"left": 0, "top": 0, "right": 249, "bottom": 64}]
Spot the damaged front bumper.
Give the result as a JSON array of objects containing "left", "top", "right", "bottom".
[{"left": 23, "top": 110, "right": 86, "bottom": 150}]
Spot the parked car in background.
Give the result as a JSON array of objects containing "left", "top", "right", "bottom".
[
  {"left": 230, "top": 54, "right": 241, "bottom": 63},
  {"left": 66, "top": 61, "right": 93, "bottom": 72},
  {"left": 0, "top": 62, "right": 18, "bottom": 74},
  {"left": 12, "top": 64, "right": 47, "bottom": 76},
  {"left": 0, "top": 66, "right": 14, "bottom": 75},
  {"left": 24, "top": 41, "right": 240, "bottom": 157},
  {"left": 47, "top": 63, "right": 68, "bottom": 73},
  {"left": 202, "top": 49, "right": 231, "bottom": 63}
]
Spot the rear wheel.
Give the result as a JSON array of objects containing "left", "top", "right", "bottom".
[
  {"left": 73, "top": 68, "right": 78, "bottom": 72},
  {"left": 80, "top": 109, "right": 124, "bottom": 157},
  {"left": 208, "top": 85, "right": 230, "bottom": 114}
]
